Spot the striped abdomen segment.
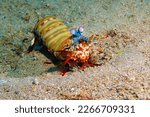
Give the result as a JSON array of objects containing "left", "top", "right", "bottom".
[{"left": 34, "top": 16, "right": 72, "bottom": 52}]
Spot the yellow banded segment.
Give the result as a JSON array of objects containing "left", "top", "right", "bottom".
[
  {"left": 44, "top": 28, "right": 68, "bottom": 45},
  {"left": 53, "top": 34, "right": 72, "bottom": 51},
  {"left": 43, "top": 25, "right": 67, "bottom": 41},
  {"left": 46, "top": 31, "right": 71, "bottom": 50},
  {"left": 34, "top": 16, "right": 73, "bottom": 59},
  {"left": 37, "top": 16, "right": 56, "bottom": 28},
  {"left": 39, "top": 19, "right": 63, "bottom": 33}
]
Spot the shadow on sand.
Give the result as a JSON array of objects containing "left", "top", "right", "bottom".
[{"left": 28, "top": 40, "right": 64, "bottom": 73}]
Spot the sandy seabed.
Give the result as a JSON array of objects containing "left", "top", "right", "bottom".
[{"left": 0, "top": 0, "right": 149, "bottom": 99}]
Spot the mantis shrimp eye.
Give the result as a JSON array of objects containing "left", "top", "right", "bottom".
[
  {"left": 78, "top": 26, "right": 84, "bottom": 33},
  {"left": 70, "top": 28, "right": 76, "bottom": 35}
]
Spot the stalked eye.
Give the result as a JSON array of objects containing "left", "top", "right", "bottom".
[
  {"left": 70, "top": 28, "right": 76, "bottom": 35},
  {"left": 78, "top": 26, "right": 84, "bottom": 33}
]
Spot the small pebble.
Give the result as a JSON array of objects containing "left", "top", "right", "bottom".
[
  {"left": 32, "top": 78, "right": 39, "bottom": 85},
  {"left": 107, "top": 30, "right": 117, "bottom": 37},
  {"left": 14, "top": 90, "right": 20, "bottom": 95},
  {"left": 70, "top": 87, "right": 75, "bottom": 92},
  {"left": 0, "top": 80, "right": 7, "bottom": 85}
]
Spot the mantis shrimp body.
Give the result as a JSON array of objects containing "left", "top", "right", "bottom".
[{"left": 33, "top": 16, "right": 96, "bottom": 74}]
